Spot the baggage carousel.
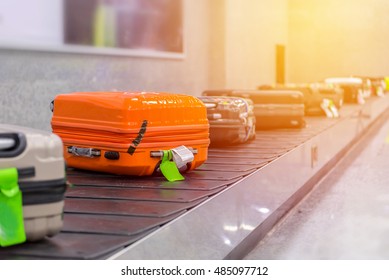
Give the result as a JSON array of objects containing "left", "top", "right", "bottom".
[{"left": 1, "top": 95, "right": 389, "bottom": 260}]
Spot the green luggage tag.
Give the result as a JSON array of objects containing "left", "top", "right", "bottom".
[
  {"left": 0, "top": 168, "right": 26, "bottom": 247},
  {"left": 159, "top": 150, "right": 185, "bottom": 182}
]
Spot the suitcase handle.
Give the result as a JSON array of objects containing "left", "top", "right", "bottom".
[
  {"left": 0, "top": 133, "right": 27, "bottom": 158},
  {"left": 150, "top": 148, "right": 198, "bottom": 158},
  {"left": 204, "top": 103, "right": 217, "bottom": 109},
  {"left": 67, "top": 146, "right": 101, "bottom": 158},
  {"left": 207, "top": 113, "right": 222, "bottom": 120},
  {"left": 0, "top": 138, "right": 15, "bottom": 150}
]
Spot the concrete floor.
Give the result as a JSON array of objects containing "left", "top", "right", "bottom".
[{"left": 244, "top": 115, "right": 389, "bottom": 260}]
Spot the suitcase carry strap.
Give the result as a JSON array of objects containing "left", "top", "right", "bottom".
[{"left": 0, "top": 168, "right": 26, "bottom": 247}]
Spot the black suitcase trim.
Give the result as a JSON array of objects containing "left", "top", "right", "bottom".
[{"left": 19, "top": 178, "right": 68, "bottom": 205}]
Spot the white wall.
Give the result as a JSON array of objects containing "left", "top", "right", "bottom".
[
  {"left": 0, "top": 0, "right": 212, "bottom": 131},
  {"left": 288, "top": 0, "right": 389, "bottom": 82},
  {"left": 0, "top": 0, "right": 63, "bottom": 46},
  {"left": 224, "top": 0, "right": 288, "bottom": 88},
  {"left": 6, "top": 0, "right": 389, "bottom": 131}
]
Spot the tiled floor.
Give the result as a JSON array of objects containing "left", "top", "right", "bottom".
[{"left": 245, "top": 112, "right": 389, "bottom": 259}]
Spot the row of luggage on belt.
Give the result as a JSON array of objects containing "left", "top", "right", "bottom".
[
  {"left": 1, "top": 79, "right": 387, "bottom": 247},
  {"left": 0, "top": 92, "right": 227, "bottom": 247}
]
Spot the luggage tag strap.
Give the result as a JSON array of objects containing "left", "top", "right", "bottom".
[
  {"left": 157, "top": 146, "right": 195, "bottom": 182},
  {"left": 159, "top": 150, "right": 185, "bottom": 182},
  {"left": 0, "top": 168, "right": 26, "bottom": 247},
  {"left": 171, "top": 145, "right": 195, "bottom": 169}
]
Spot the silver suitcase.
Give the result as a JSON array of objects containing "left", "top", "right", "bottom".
[{"left": 0, "top": 124, "right": 67, "bottom": 246}]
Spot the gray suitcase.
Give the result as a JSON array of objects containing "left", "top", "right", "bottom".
[
  {"left": 0, "top": 124, "right": 67, "bottom": 245},
  {"left": 199, "top": 96, "right": 256, "bottom": 146}
]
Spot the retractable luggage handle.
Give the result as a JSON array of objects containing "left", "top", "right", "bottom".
[{"left": 0, "top": 133, "right": 27, "bottom": 158}]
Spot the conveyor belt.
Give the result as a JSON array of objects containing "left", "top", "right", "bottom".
[{"left": 1, "top": 97, "right": 388, "bottom": 259}]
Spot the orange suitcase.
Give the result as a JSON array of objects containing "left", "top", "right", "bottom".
[{"left": 51, "top": 92, "right": 209, "bottom": 176}]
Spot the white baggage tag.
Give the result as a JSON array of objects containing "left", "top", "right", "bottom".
[
  {"left": 171, "top": 146, "right": 194, "bottom": 169},
  {"left": 329, "top": 103, "right": 339, "bottom": 118},
  {"left": 320, "top": 99, "right": 333, "bottom": 118}
]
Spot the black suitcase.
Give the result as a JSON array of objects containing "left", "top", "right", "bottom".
[
  {"left": 231, "top": 90, "right": 305, "bottom": 129},
  {"left": 198, "top": 96, "right": 256, "bottom": 146}
]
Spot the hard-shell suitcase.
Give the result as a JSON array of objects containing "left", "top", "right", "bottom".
[
  {"left": 233, "top": 90, "right": 305, "bottom": 129},
  {"left": 266, "top": 84, "right": 342, "bottom": 117},
  {"left": 257, "top": 85, "right": 323, "bottom": 116},
  {"left": 324, "top": 77, "right": 365, "bottom": 104},
  {"left": 198, "top": 96, "right": 256, "bottom": 146},
  {"left": 312, "top": 83, "right": 344, "bottom": 109},
  {"left": 0, "top": 124, "right": 67, "bottom": 246},
  {"left": 51, "top": 92, "right": 210, "bottom": 176}
]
